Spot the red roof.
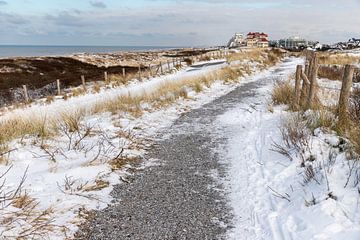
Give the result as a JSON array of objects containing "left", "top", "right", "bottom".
[{"left": 247, "top": 32, "right": 268, "bottom": 37}]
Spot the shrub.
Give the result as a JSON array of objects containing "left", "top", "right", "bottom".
[{"left": 272, "top": 81, "right": 294, "bottom": 106}]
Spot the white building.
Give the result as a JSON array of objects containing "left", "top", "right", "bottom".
[
  {"left": 279, "top": 36, "right": 307, "bottom": 49},
  {"left": 228, "top": 33, "right": 245, "bottom": 48}
]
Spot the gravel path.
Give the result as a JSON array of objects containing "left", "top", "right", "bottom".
[{"left": 77, "top": 65, "right": 282, "bottom": 240}]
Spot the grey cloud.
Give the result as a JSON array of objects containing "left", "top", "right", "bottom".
[
  {"left": 0, "top": 1, "right": 7, "bottom": 6},
  {"left": 0, "top": 11, "right": 28, "bottom": 25},
  {"left": 1, "top": 1, "right": 360, "bottom": 46},
  {"left": 45, "top": 11, "right": 87, "bottom": 27},
  {"left": 90, "top": 1, "right": 107, "bottom": 9}
]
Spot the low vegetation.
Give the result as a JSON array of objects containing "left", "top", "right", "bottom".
[
  {"left": 0, "top": 49, "right": 284, "bottom": 147},
  {"left": 271, "top": 77, "right": 360, "bottom": 156},
  {"left": 314, "top": 52, "right": 360, "bottom": 81},
  {"left": 318, "top": 52, "right": 360, "bottom": 65},
  {"left": 271, "top": 80, "right": 294, "bottom": 106},
  {"left": 271, "top": 56, "right": 360, "bottom": 209}
]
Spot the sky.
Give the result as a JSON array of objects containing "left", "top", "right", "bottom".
[{"left": 0, "top": 0, "right": 359, "bottom": 46}]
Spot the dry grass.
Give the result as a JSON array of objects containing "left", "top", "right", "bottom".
[
  {"left": 92, "top": 83, "right": 101, "bottom": 93},
  {"left": 0, "top": 115, "right": 52, "bottom": 144},
  {"left": 0, "top": 49, "right": 284, "bottom": 147},
  {"left": 227, "top": 48, "right": 284, "bottom": 68},
  {"left": 108, "top": 73, "right": 136, "bottom": 86},
  {"left": 318, "top": 53, "right": 360, "bottom": 65},
  {"left": 71, "top": 88, "right": 86, "bottom": 97},
  {"left": 45, "top": 96, "right": 55, "bottom": 104},
  {"left": 0, "top": 168, "right": 60, "bottom": 239},
  {"left": 271, "top": 80, "right": 295, "bottom": 106},
  {"left": 348, "top": 89, "right": 360, "bottom": 154},
  {"left": 271, "top": 114, "right": 310, "bottom": 162},
  {"left": 305, "top": 108, "right": 336, "bottom": 132},
  {"left": 318, "top": 65, "right": 343, "bottom": 81}
]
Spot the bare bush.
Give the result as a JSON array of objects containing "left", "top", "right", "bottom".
[{"left": 0, "top": 167, "right": 60, "bottom": 239}]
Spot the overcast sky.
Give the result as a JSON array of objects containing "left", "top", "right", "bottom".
[{"left": 0, "top": 0, "right": 359, "bottom": 46}]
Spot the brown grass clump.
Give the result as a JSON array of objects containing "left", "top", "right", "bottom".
[
  {"left": 192, "top": 82, "right": 203, "bottom": 93},
  {"left": 271, "top": 81, "right": 295, "bottom": 106},
  {"left": 45, "top": 96, "right": 55, "bottom": 104},
  {"left": 72, "top": 88, "right": 86, "bottom": 97},
  {"left": 92, "top": 83, "right": 101, "bottom": 93},
  {"left": 0, "top": 115, "right": 53, "bottom": 144},
  {"left": 184, "top": 58, "right": 193, "bottom": 66},
  {"left": 108, "top": 73, "right": 136, "bottom": 86}
]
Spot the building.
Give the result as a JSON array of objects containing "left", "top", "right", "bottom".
[
  {"left": 227, "top": 33, "right": 245, "bottom": 48},
  {"left": 245, "top": 32, "right": 269, "bottom": 48},
  {"left": 278, "top": 36, "right": 307, "bottom": 50}
]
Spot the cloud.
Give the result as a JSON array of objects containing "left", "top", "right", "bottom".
[
  {"left": 90, "top": 1, "right": 106, "bottom": 9},
  {"left": 1, "top": 0, "right": 360, "bottom": 45},
  {"left": 0, "top": 1, "right": 7, "bottom": 6},
  {"left": 45, "top": 11, "right": 87, "bottom": 27},
  {"left": 0, "top": 11, "right": 28, "bottom": 25}
]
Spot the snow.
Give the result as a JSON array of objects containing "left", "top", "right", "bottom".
[
  {"left": 216, "top": 58, "right": 360, "bottom": 239},
  {"left": 0, "top": 57, "right": 257, "bottom": 239},
  {"left": 2, "top": 53, "right": 358, "bottom": 239}
]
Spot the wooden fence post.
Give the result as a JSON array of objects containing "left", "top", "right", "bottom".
[
  {"left": 338, "top": 64, "right": 355, "bottom": 123},
  {"left": 167, "top": 61, "right": 170, "bottom": 71},
  {"left": 160, "top": 62, "right": 164, "bottom": 74},
  {"left": 81, "top": 75, "right": 86, "bottom": 91},
  {"left": 306, "top": 53, "right": 319, "bottom": 109},
  {"left": 148, "top": 64, "right": 152, "bottom": 77},
  {"left": 138, "top": 64, "right": 142, "bottom": 80},
  {"left": 122, "top": 68, "right": 126, "bottom": 78},
  {"left": 304, "top": 63, "right": 310, "bottom": 77},
  {"left": 104, "top": 71, "right": 108, "bottom": 82},
  {"left": 295, "top": 65, "right": 302, "bottom": 105},
  {"left": 23, "top": 85, "right": 29, "bottom": 102},
  {"left": 300, "top": 71, "right": 310, "bottom": 107},
  {"left": 56, "top": 79, "right": 61, "bottom": 95}
]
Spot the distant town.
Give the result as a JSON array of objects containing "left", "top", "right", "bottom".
[{"left": 227, "top": 32, "right": 360, "bottom": 51}]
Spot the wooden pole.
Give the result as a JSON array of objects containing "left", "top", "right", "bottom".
[
  {"left": 138, "top": 64, "right": 142, "bottom": 80},
  {"left": 338, "top": 64, "right": 355, "bottom": 123},
  {"left": 167, "top": 60, "right": 170, "bottom": 71},
  {"left": 148, "top": 64, "right": 152, "bottom": 77},
  {"left": 306, "top": 53, "right": 319, "bottom": 109},
  {"left": 81, "top": 75, "right": 86, "bottom": 91},
  {"left": 304, "top": 63, "right": 310, "bottom": 77},
  {"left": 56, "top": 79, "right": 61, "bottom": 95},
  {"left": 122, "top": 68, "right": 126, "bottom": 78},
  {"left": 23, "top": 85, "right": 29, "bottom": 102},
  {"left": 295, "top": 65, "right": 302, "bottom": 105},
  {"left": 160, "top": 62, "right": 163, "bottom": 74},
  {"left": 300, "top": 71, "right": 310, "bottom": 107},
  {"left": 104, "top": 71, "right": 108, "bottom": 82}
]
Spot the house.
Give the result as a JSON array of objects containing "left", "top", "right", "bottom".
[
  {"left": 227, "top": 33, "right": 245, "bottom": 48},
  {"left": 245, "top": 32, "right": 269, "bottom": 48},
  {"left": 278, "top": 36, "right": 307, "bottom": 50}
]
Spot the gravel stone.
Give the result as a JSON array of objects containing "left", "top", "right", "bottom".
[{"left": 77, "top": 67, "right": 279, "bottom": 239}]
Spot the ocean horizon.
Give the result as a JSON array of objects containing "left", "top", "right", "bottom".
[{"left": 0, "top": 45, "right": 184, "bottom": 58}]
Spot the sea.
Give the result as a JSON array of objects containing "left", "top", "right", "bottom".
[{"left": 0, "top": 45, "right": 180, "bottom": 58}]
